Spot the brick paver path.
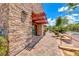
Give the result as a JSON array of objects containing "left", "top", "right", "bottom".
[{"left": 17, "top": 31, "right": 61, "bottom": 56}]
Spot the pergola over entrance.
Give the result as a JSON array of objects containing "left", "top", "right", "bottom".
[{"left": 32, "top": 12, "right": 48, "bottom": 36}]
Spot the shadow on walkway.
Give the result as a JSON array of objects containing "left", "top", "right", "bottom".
[{"left": 25, "top": 36, "right": 42, "bottom": 51}]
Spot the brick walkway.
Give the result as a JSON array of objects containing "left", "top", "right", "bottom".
[{"left": 17, "top": 31, "right": 61, "bottom": 56}]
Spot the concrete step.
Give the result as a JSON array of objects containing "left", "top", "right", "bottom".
[
  {"left": 63, "top": 50, "right": 75, "bottom": 56},
  {"left": 58, "top": 45, "right": 79, "bottom": 56},
  {"left": 59, "top": 45, "right": 79, "bottom": 51}
]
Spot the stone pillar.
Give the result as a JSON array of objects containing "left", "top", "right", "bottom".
[{"left": 36, "top": 24, "right": 42, "bottom": 36}]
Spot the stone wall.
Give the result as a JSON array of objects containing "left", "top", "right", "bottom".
[
  {"left": 0, "top": 3, "right": 45, "bottom": 56},
  {"left": 0, "top": 3, "right": 33, "bottom": 55},
  {"left": 0, "top": 3, "right": 9, "bottom": 56},
  {"left": 36, "top": 24, "right": 46, "bottom": 36},
  {"left": 31, "top": 3, "right": 43, "bottom": 13},
  {"left": 31, "top": 3, "right": 46, "bottom": 36},
  {"left": 41, "top": 25, "right": 45, "bottom": 36},
  {"left": 0, "top": 4, "right": 9, "bottom": 37},
  {"left": 8, "top": 4, "right": 32, "bottom": 55},
  {"left": 36, "top": 24, "right": 42, "bottom": 36}
]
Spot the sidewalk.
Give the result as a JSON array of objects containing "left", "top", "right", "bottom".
[{"left": 17, "top": 31, "right": 61, "bottom": 56}]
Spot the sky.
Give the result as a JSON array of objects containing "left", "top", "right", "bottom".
[{"left": 42, "top": 3, "right": 79, "bottom": 26}]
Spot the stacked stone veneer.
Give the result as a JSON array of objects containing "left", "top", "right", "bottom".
[
  {"left": 36, "top": 24, "right": 44, "bottom": 36},
  {"left": 0, "top": 3, "right": 46, "bottom": 56},
  {"left": 0, "top": 4, "right": 9, "bottom": 37},
  {"left": 0, "top": 3, "right": 32, "bottom": 55},
  {"left": 8, "top": 4, "right": 33, "bottom": 55}
]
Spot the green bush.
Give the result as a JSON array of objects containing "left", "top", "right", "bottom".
[{"left": 0, "top": 35, "right": 8, "bottom": 56}]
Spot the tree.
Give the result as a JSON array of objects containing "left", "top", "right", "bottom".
[
  {"left": 68, "top": 3, "right": 77, "bottom": 10},
  {"left": 56, "top": 16, "right": 69, "bottom": 27},
  {"left": 67, "top": 3, "right": 79, "bottom": 14},
  {"left": 54, "top": 16, "right": 69, "bottom": 33},
  {"left": 62, "top": 16, "right": 69, "bottom": 26},
  {"left": 56, "top": 16, "right": 62, "bottom": 27}
]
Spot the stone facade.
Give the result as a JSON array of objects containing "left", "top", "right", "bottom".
[
  {"left": 0, "top": 3, "right": 32, "bottom": 55},
  {"left": 8, "top": 4, "right": 32, "bottom": 55},
  {"left": 34, "top": 24, "right": 45, "bottom": 36},
  {"left": 0, "top": 3, "right": 47, "bottom": 56},
  {"left": 32, "top": 3, "right": 47, "bottom": 36}
]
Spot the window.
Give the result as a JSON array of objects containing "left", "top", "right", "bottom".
[{"left": 21, "top": 11, "right": 27, "bottom": 23}]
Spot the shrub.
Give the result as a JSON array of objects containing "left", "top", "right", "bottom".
[{"left": 0, "top": 35, "right": 8, "bottom": 56}]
